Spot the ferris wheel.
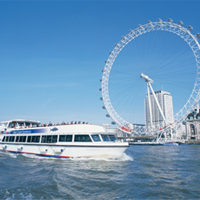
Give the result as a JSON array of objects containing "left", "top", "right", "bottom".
[{"left": 100, "top": 18, "right": 200, "bottom": 135}]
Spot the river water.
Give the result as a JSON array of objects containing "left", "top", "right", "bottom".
[{"left": 0, "top": 145, "right": 200, "bottom": 199}]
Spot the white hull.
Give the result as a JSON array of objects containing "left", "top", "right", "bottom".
[{"left": 0, "top": 143, "right": 128, "bottom": 158}]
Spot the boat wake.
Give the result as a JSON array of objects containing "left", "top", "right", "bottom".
[
  {"left": 71, "top": 153, "right": 133, "bottom": 162},
  {"left": 0, "top": 150, "right": 17, "bottom": 158}
]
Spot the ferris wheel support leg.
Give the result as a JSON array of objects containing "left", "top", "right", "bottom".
[
  {"left": 147, "top": 83, "right": 153, "bottom": 129},
  {"left": 169, "top": 127, "right": 173, "bottom": 141}
]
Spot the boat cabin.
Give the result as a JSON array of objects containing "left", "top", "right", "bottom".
[{"left": 0, "top": 120, "right": 40, "bottom": 131}]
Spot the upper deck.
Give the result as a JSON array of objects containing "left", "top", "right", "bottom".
[
  {"left": 0, "top": 119, "right": 40, "bottom": 129},
  {"left": 0, "top": 119, "right": 106, "bottom": 135}
]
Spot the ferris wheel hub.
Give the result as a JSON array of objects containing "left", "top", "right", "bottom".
[{"left": 141, "top": 73, "right": 154, "bottom": 83}]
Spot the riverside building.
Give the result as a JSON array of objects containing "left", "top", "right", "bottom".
[
  {"left": 145, "top": 90, "right": 174, "bottom": 130},
  {"left": 184, "top": 105, "right": 200, "bottom": 142}
]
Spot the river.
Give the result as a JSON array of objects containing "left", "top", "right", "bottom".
[{"left": 0, "top": 145, "right": 200, "bottom": 199}]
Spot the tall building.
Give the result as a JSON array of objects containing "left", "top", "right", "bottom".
[{"left": 145, "top": 90, "right": 174, "bottom": 130}]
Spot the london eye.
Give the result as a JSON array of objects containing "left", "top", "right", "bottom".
[{"left": 100, "top": 18, "right": 200, "bottom": 136}]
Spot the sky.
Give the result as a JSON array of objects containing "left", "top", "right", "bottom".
[{"left": 0, "top": 0, "right": 200, "bottom": 126}]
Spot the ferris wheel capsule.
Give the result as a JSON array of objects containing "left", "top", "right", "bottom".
[
  {"left": 188, "top": 25, "right": 193, "bottom": 31},
  {"left": 196, "top": 33, "right": 200, "bottom": 39},
  {"left": 111, "top": 121, "right": 116, "bottom": 125},
  {"left": 148, "top": 20, "right": 152, "bottom": 24},
  {"left": 158, "top": 18, "right": 162, "bottom": 23},
  {"left": 178, "top": 21, "right": 183, "bottom": 26},
  {"left": 106, "top": 114, "right": 110, "bottom": 117},
  {"left": 168, "top": 18, "right": 173, "bottom": 23}
]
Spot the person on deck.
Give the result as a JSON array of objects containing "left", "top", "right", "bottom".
[{"left": 48, "top": 121, "right": 52, "bottom": 126}]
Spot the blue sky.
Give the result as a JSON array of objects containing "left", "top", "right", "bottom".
[{"left": 0, "top": 0, "right": 200, "bottom": 126}]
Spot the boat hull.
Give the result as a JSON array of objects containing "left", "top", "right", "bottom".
[{"left": 0, "top": 143, "right": 128, "bottom": 158}]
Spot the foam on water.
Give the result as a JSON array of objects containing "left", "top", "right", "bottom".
[
  {"left": 4, "top": 189, "right": 34, "bottom": 200},
  {"left": 72, "top": 152, "right": 133, "bottom": 162},
  {"left": 0, "top": 150, "right": 17, "bottom": 158},
  {"left": 8, "top": 153, "right": 17, "bottom": 159}
]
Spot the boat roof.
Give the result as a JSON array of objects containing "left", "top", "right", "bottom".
[{"left": 51, "top": 124, "right": 106, "bottom": 133}]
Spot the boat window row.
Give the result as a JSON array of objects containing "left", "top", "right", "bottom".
[{"left": 2, "top": 134, "right": 117, "bottom": 143}]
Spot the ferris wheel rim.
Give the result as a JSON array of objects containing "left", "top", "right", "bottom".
[{"left": 101, "top": 19, "right": 200, "bottom": 131}]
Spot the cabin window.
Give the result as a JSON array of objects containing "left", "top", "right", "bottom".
[
  {"left": 91, "top": 134, "right": 101, "bottom": 142},
  {"left": 19, "top": 136, "right": 26, "bottom": 142},
  {"left": 8, "top": 123, "right": 11, "bottom": 128},
  {"left": 10, "top": 122, "right": 17, "bottom": 128},
  {"left": 18, "top": 122, "right": 24, "bottom": 128},
  {"left": 27, "top": 136, "right": 31, "bottom": 142},
  {"left": 59, "top": 135, "right": 72, "bottom": 142},
  {"left": 15, "top": 136, "right": 26, "bottom": 142},
  {"left": 27, "top": 136, "right": 40, "bottom": 143},
  {"left": 101, "top": 135, "right": 110, "bottom": 141},
  {"left": 41, "top": 135, "right": 58, "bottom": 143},
  {"left": 74, "top": 135, "right": 92, "bottom": 142},
  {"left": 52, "top": 135, "right": 58, "bottom": 143},
  {"left": 47, "top": 136, "right": 52, "bottom": 143},
  {"left": 59, "top": 135, "right": 65, "bottom": 142},
  {"left": 41, "top": 136, "right": 47, "bottom": 143},
  {"left": 18, "top": 122, "right": 24, "bottom": 126},
  {"left": 32, "top": 136, "right": 40, "bottom": 143},
  {"left": 108, "top": 135, "right": 116, "bottom": 141},
  {"left": 6, "top": 136, "right": 9, "bottom": 142},
  {"left": 25, "top": 122, "right": 31, "bottom": 127},
  {"left": 9, "top": 136, "right": 15, "bottom": 142},
  {"left": 16, "top": 136, "right": 20, "bottom": 142},
  {"left": 32, "top": 123, "right": 40, "bottom": 127},
  {"left": 2, "top": 136, "right": 5, "bottom": 142}
]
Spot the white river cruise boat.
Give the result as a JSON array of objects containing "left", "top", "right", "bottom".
[{"left": 0, "top": 119, "right": 129, "bottom": 158}]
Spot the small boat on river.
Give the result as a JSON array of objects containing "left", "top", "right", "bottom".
[{"left": 0, "top": 119, "right": 129, "bottom": 158}]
